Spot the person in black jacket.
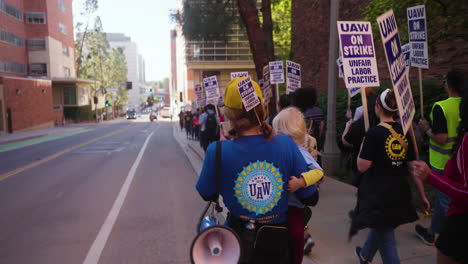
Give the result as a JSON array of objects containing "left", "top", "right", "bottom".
[{"left": 350, "top": 89, "right": 424, "bottom": 264}]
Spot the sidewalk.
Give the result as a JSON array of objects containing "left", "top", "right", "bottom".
[{"left": 172, "top": 122, "right": 436, "bottom": 264}]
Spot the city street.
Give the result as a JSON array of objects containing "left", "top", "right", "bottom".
[{"left": 0, "top": 119, "right": 204, "bottom": 264}]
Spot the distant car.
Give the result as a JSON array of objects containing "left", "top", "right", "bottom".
[
  {"left": 126, "top": 109, "right": 137, "bottom": 119},
  {"left": 160, "top": 107, "right": 172, "bottom": 118}
]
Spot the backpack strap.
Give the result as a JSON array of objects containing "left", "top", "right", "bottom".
[
  {"left": 214, "top": 141, "right": 223, "bottom": 212},
  {"left": 378, "top": 122, "right": 408, "bottom": 152}
]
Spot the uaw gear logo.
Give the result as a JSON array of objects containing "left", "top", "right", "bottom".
[
  {"left": 234, "top": 161, "right": 283, "bottom": 215},
  {"left": 385, "top": 134, "right": 408, "bottom": 161}
]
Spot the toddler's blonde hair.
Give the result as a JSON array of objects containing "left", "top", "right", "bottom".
[{"left": 273, "top": 107, "right": 307, "bottom": 145}]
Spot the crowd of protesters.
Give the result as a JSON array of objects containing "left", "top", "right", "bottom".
[{"left": 191, "top": 68, "right": 467, "bottom": 264}]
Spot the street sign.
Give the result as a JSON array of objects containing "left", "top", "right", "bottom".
[
  {"left": 269, "top": 61, "right": 284, "bottom": 84},
  {"left": 402, "top": 43, "right": 411, "bottom": 72},
  {"left": 337, "top": 21, "right": 380, "bottom": 88},
  {"left": 407, "top": 5, "right": 429, "bottom": 68},
  {"left": 203, "top": 75, "right": 220, "bottom": 105},
  {"left": 237, "top": 76, "right": 260, "bottom": 112},
  {"left": 377, "top": 10, "right": 415, "bottom": 134},
  {"left": 286, "top": 60, "right": 301, "bottom": 94},
  {"left": 230, "top": 72, "right": 248, "bottom": 80}
]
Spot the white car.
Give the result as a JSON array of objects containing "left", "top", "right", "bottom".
[{"left": 160, "top": 107, "right": 172, "bottom": 118}]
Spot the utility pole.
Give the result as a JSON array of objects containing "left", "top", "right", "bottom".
[
  {"left": 94, "top": 65, "right": 99, "bottom": 123},
  {"left": 322, "top": 0, "right": 341, "bottom": 175}
]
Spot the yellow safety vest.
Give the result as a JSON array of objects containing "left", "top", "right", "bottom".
[{"left": 429, "top": 97, "right": 461, "bottom": 171}]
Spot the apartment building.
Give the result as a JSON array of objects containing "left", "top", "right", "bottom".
[
  {"left": 106, "top": 33, "right": 147, "bottom": 108},
  {"left": 0, "top": 0, "right": 95, "bottom": 133},
  {"left": 172, "top": 1, "right": 256, "bottom": 107}
]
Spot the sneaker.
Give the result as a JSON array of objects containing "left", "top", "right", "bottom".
[
  {"left": 355, "top": 247, "right": 368, "bottom": 264},
  {"left": 414, "top": 224, "right": 435, "bottom": 245},
  {"left": 304, "top": 235, "right": 315, "bottom": 255}
]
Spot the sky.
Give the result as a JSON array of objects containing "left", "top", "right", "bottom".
[{"left": 73, "top": 0, "right": 179, "bottom": 82}]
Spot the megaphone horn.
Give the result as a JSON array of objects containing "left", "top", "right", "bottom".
[{"left": 190, "top": 225, "right": 242, "bottom": 264}]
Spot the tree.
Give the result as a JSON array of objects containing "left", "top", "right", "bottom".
[
  {"left": 75, "top": 0, "right": 99, "bottom": 77},
  {"left": 173, "top": 0, "right": 277, "bottom": 112},
  {"left": 174, "top": 0, "right": 276, "bottom": 78},
  {"left": 272, "top": 0, "right": 291, "bottom": 61}
]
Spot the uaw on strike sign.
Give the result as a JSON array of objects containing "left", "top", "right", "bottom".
[
  {"left": 407, "top": 5, "right": 428, "bottom": 68},
  {"left": 377, "top": 10, "right": 415, "bottom": 134},
  {"left": 237, "top": 76, "right": 260, "bottom": 112},
  {"left": 286, "top": 60, "right": 301, "bottom": 94},
  {"left": 337, "top": 21, "right": 380, "bottom": 89},
  {"left": 203, "top": 76, "right": 220, "bottom": 105}
]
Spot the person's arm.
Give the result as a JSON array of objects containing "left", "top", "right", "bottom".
[
  {"left": 289, "top": 141, "right": 319, "bottom": 206},
  {"left": 199, "top": 113, "right": 207, "bottom": 126},
  {"left": 419, "top": 106, "right": 448, "bottom": 145},
  {"left": 195, "top": 143, "right": 217, "bottom": 201},
  {"left": 357, "top": 130, "right": 376, "bottom": 173},
  {"left": 342, "top": 119, "right": 354, "bottom": 146}
]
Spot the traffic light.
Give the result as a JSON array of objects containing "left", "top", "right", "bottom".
[
  {"left": 105, "top": 100, "right": 110, "bottom": 107},
  {"left": 93, "top": 96, "right": 98, "bottom": 104}
]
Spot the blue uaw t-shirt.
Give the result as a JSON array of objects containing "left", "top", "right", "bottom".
[{"left": 196, "top": 135, "right": 317, "bottom": 224}]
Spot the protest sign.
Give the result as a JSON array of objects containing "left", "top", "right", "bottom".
[
  {"left": 286, "top": 60, "right": 301, "bottom": 94},
  {"left": 337, "top": 56, "right": 344, "bottom": 78},
  {"left": 348, "top": 87, "right": 360, "bottom": 98},
  {"left": 263, "top": 65, "right": 273, "bottom": 102},
  {"left": 402, "top": 43, "right": 411, "bottom": 73},
  {"left": 407, "top": 5, "right": 428, "bottom": 68},
  {"left": 269, "top": 61, "right": 284, "bottom": 84},
  {"left": 377, "top": 10, "right": 415, "bottom": 134},
  {"left": 237, "top": 76, "right": 260, "bottom": 112},
  {"left": 194, "top": 84, "right": 205, "bottom": 107},
  {"left": 203, "top": 75, "right": 220, "bottom": 105},
  {"left": 337, "top": 21, "right": 380, "bottom": 88},
  {"left": 230, "top": 72, "right": 249, "bottom": 80}
]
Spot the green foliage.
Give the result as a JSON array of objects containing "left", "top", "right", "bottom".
[
  {"left": 271, "top": 0, "right": 291, "bottom": 60},
  {"left": 75, "top": 17, "right": 128, "bottom": 108},
  {"left": 64, "top": 105, "right": 93, "bottom": 122},
  {"left": 364, "top": 0, "right": 468, "bottom": 54},
  {"left": 173, "top": 0, "right": 239, "bottom": 41}
]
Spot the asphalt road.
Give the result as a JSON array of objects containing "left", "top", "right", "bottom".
[{"left": 0, "top": 119, "right": 205, "bottom": 264}]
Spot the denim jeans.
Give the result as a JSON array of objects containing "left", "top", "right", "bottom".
[
  {"left": 361, "top": 228, "right": 400, "bottom": 264},
  {"left": 430, "top": 190, "right": 450, "bottom": 233}
]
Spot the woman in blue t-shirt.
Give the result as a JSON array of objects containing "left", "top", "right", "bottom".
[{"left": 196, "top": 77, "right": 318, "bottom": 264}]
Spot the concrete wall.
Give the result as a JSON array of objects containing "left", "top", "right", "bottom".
[{"left": 2, "top": 77, "right": 54, "bottom": 132}]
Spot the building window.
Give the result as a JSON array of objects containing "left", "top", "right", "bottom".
[
  {"left": 29, "top": 63, "right": 47, "bottom": 76},
  {"left": 0, "top": 0, "right": 23, "bottom": 21},
  {"left": 63, "top": 87, "right": 77, "bottom": 105},
  {"left": 59, "top": 23, "right": 67, "bottom": 35},
  {"left": 62, "top": 43, "right": 69, "bottom": 56},
  {"left": 63, "top": 67, "right": 71, "bottom": 77},
  {"left": 26, "top": 12, "right": 46, "bottom": 24},
  {"left": 0, "top": 60, "right": 26, "bottom": 74},
  {"left": 0, "top": 30, "right": 25, "bottom": 48},
  {"left": 57, "top": 0, "right": 65, "bottom": 12},
  {"left": 27, "top": 39, "right": 46, "bottom": 51}
]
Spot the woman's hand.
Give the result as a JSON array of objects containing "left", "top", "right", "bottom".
[
  {"left": 409, "top": 160, "right": 432, "bottom": 182},
  {"left": 288, "top": 176, "right": 306, "bottom": 192}
]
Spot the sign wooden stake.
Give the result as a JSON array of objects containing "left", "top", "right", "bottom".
[
  {"left": 419, "top": 68, "right": 424, "bottom": 118},
  {"left": 360, "top": 87, "right": 370, "bottom": 132}
]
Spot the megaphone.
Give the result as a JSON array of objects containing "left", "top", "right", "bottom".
[{"left": 190, "top": 216, "right": 242, "bottom": 264}]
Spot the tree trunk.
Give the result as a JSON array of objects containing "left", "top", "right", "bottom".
[
  {"left": 261, "top": 0, "right": 275, "bottom": 62},
  {"left": 237, "top": 0, "right": 277, "bottom": 115},
  {"left": 237, "top": 0, "right": 269, "bottom": 80}
]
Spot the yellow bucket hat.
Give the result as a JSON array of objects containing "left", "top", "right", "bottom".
[{"left": 224, "top": 77, "right": 264, "bottom": 110}]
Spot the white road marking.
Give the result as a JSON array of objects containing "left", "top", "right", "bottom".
[{"left": 82, "top": 129, "right": 156, "bottom": 264}]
